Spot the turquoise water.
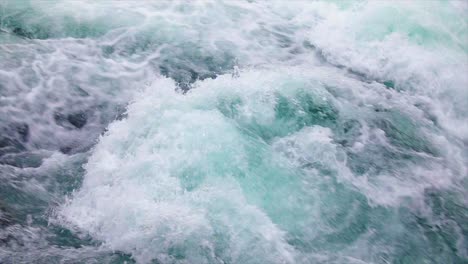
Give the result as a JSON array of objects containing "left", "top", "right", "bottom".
[{"left": 0, "top": 1, "right": 467, "bottom": 263}]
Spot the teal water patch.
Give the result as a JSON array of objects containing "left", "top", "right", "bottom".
[
  {"left": 0, "top": 0, "right": 144, "bottom": 39},
  {"left": 215, "top": 83, "right": 338, "bottom": 141},
  {"left": 355, "top": 2, "right": 468, "bottom": 52}
]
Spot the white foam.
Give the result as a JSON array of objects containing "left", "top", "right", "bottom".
[
  {"left": 58, "top": 75, "right": 300, "bottom": 263},
  {"left": 0, "top": 1, "right": 466, "bottom": 262},
  {"left": 59, "top": 66, "right": 466, "bottom": 262}
]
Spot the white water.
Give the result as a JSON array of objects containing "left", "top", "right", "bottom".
[{"left": 0, "top": 1, "right": 467, "bottom": 263}]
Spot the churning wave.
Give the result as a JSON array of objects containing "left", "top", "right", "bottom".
[{"left": 0, "top": 1, "right": 467, "bottom": 263}]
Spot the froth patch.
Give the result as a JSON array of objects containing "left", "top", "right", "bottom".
[{"left": 58, "top": 67, "right": 466, "bottom": 263}]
